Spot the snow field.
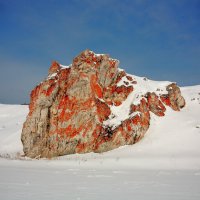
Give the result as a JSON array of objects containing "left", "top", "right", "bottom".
[{"left": 0, "top": 85, "right": 200, "bottom": 200}]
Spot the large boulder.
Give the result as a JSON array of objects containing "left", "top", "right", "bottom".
[{"left": 21, "top": 50, "right": 185, "bottom": 158}]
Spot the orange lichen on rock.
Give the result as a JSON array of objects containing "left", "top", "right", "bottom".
[
  {"left": 115, "top": 70, "right": 126, "bottom": 84},
  {"left": 46, "top": 83, "right": 56, "bottom": 96},
  {"left": 48, "top": 61, "right": 61, "bottom": 75},
  {"left": 21, "top": 49, "right": 185, "bottom": 158},
  {"left": 96, "top": 99, "right": 111, "bottom": 122},
  {"left": 29, "top": 85, "right": 41, "bottom": 115},
  {"left": 160, "top": 94, "right": 171, "bottom": 106},
  {"left": 147, "top": 92, "right": 166, "bottom": 116},
  {"left": 90, "top": 74, "right": 103, "bottom": 98}
]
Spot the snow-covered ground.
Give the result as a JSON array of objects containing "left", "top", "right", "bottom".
[{"left": 0, "top": 85, "right": 200, "bottom": 200}]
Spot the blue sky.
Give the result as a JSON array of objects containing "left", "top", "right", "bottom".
[{"left": 0, "top": 0, "right": 199, "bottom": 104}]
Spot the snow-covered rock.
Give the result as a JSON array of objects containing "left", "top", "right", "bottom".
[{"left": 21, "top": 50, "right": 185, "bottom": 158}]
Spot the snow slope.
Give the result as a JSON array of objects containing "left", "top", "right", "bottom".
[
  {"left": 0, "top": 85, "right": 200, "bottom": 200},
  {"left": 0, "top": 163, "right": 199, "bottom": 200}
]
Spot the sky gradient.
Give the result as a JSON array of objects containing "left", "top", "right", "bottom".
[{"left": 0, "top": 0, "right": 200, "bottom": 104}]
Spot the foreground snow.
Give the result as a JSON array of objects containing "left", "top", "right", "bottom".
[
  {"left": 1, "top": 161, "right": 200, "bottom": 200},
  {"left": 0, "top": 85, "right": 200, "bottom": 199}
]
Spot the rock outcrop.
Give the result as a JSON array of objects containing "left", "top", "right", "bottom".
[{"left": 21, "top": 50, "right": 185, "bottom": 158}]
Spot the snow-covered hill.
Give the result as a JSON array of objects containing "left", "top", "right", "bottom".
[
  {"left": 0, "top": 85, "right": 200, "bottom": 200},
  {"left": 0, "top": 85, "right": 200, "bottom": 170}
]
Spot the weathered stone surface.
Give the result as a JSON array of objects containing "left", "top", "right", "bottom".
[
  {"left": 147, "top": 92, "right": 166, "bottom": 116},
  {"left": 21, "top": 50, "right": 186, "bottom": 158}
]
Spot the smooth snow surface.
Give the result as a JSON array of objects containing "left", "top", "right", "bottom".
[
  {"left": 0, "top": 104, "right": 28, "bottom": 158},
  {"left": 1, "top": 161, "right": 200, "bottom": 200},
  {"left": 0, "top": 85, "right": 200, "bottom": 200}
]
